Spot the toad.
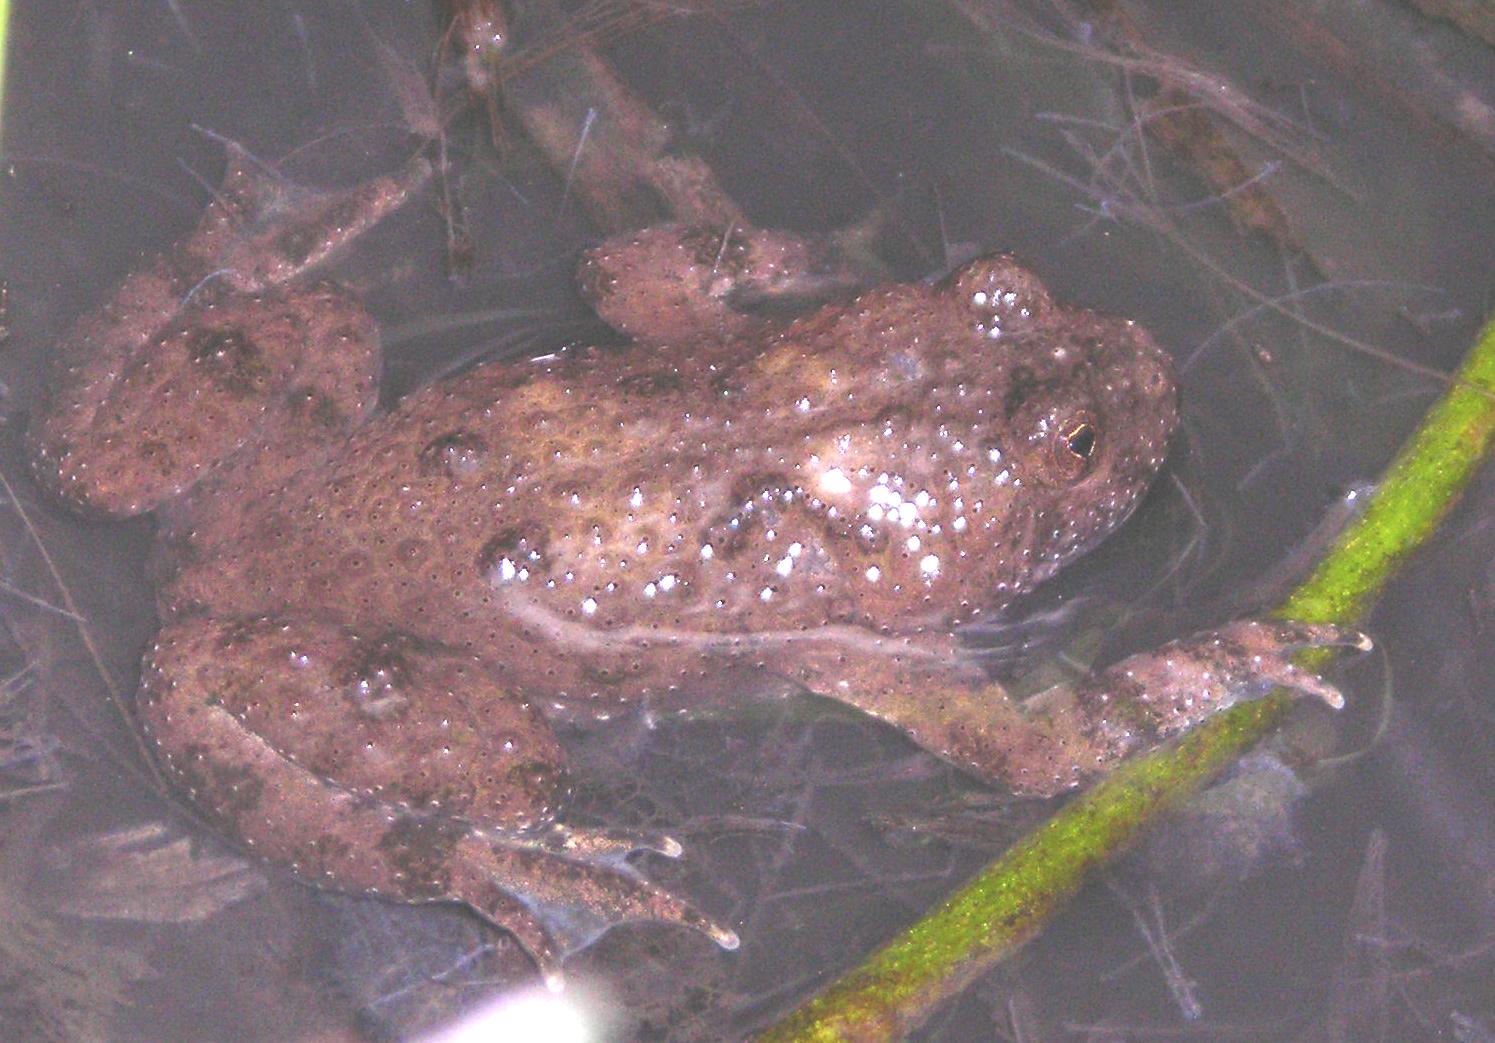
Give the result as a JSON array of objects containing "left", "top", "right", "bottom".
[{"left": 28, "top": 153, "right": 1364, "bottom": 982}]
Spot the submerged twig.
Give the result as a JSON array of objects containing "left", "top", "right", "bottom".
[
  {"left": 479, "top": 0, "right": 749, "bottom": 232},
  {"left": 0, "top": 468, "right": 163, "bottom": 791},
  {"left": 757, "top": 317, "right": 1495, "bottom": 1041}
]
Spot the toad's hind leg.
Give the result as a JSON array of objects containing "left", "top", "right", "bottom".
[
  {"left": 140, "top": 616, "right": 734, "bottom": 985},
  {"left": 28, "top": 150, "right": 429, "bottom": 517},
  {"left": 773, "top": 620, "right": 1368, "bottom": 798}
]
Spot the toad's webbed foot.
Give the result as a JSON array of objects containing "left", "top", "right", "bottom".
[
  {"left": 1072, "top": 619, "right": 1371, "bottom": 755},
  {"left": 435, "top": 821, "right": 738, "bottom": 988},
  {"left": 191, "top": 144, "right": 432, "bottom": 294},
  {"left": 578, "top": 223, "right": 861, "bottom": 343}
]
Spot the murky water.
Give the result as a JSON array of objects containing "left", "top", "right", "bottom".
[{"left": 0, "top": 2, "right": 1491, "bottom": 1040}]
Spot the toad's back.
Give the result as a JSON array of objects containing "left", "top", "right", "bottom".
[{"left": 161, "top": 247, "right": 1175, "bottom": 706}]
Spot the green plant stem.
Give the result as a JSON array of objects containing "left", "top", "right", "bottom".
[
  {"left": 0, "top": 0, "right": 10, "bottom": 145},
  {"left": 758, "top": 316, "right": 1495, "bottom": 1043}
]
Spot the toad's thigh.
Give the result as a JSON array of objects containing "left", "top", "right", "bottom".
[{"left": 141, "top": 615, "right": 567, "bottom": 833}]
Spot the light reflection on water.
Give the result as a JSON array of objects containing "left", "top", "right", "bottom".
[{"left": 417, "top": 986, "right": 595, "bottom": 1043}]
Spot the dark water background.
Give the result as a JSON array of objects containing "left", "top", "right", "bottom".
[{"left": 0, "top": 2, "right": 1492, "bottom": 1040}]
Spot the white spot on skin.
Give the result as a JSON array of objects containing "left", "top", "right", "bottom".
[
  {"left": 581, "top": 597, "right": 598, "bottom": 616},
  {"left": 919, "top": 554, "right": 940, "bottom": 577},
  {"left": 819, "top": 467, "right": 853, "bottom": 496},
  {"left": 865, "top": 566, "right": 881, "bottom": 582}
]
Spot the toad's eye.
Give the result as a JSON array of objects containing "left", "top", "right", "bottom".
[
  {"left": 1046, "top": 414, "right": 1098, "bottom": 482},
  {"left": 1062, "top": 421, "right": 1096, "bottom": 462}
]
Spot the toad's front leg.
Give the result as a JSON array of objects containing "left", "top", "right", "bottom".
[
  {"left": 578, "top": 223, "right": 863, "bottom": 343},
  {"left": 773, "top": 620, "right": 1369, "bottom": 797},
  {"left": 141, "top": 616, "right": 735, "bottom": 986}
]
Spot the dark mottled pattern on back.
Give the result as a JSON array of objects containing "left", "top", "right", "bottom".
[{"left": 375, "top": 814, "right": 470, "bottom": 898}]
